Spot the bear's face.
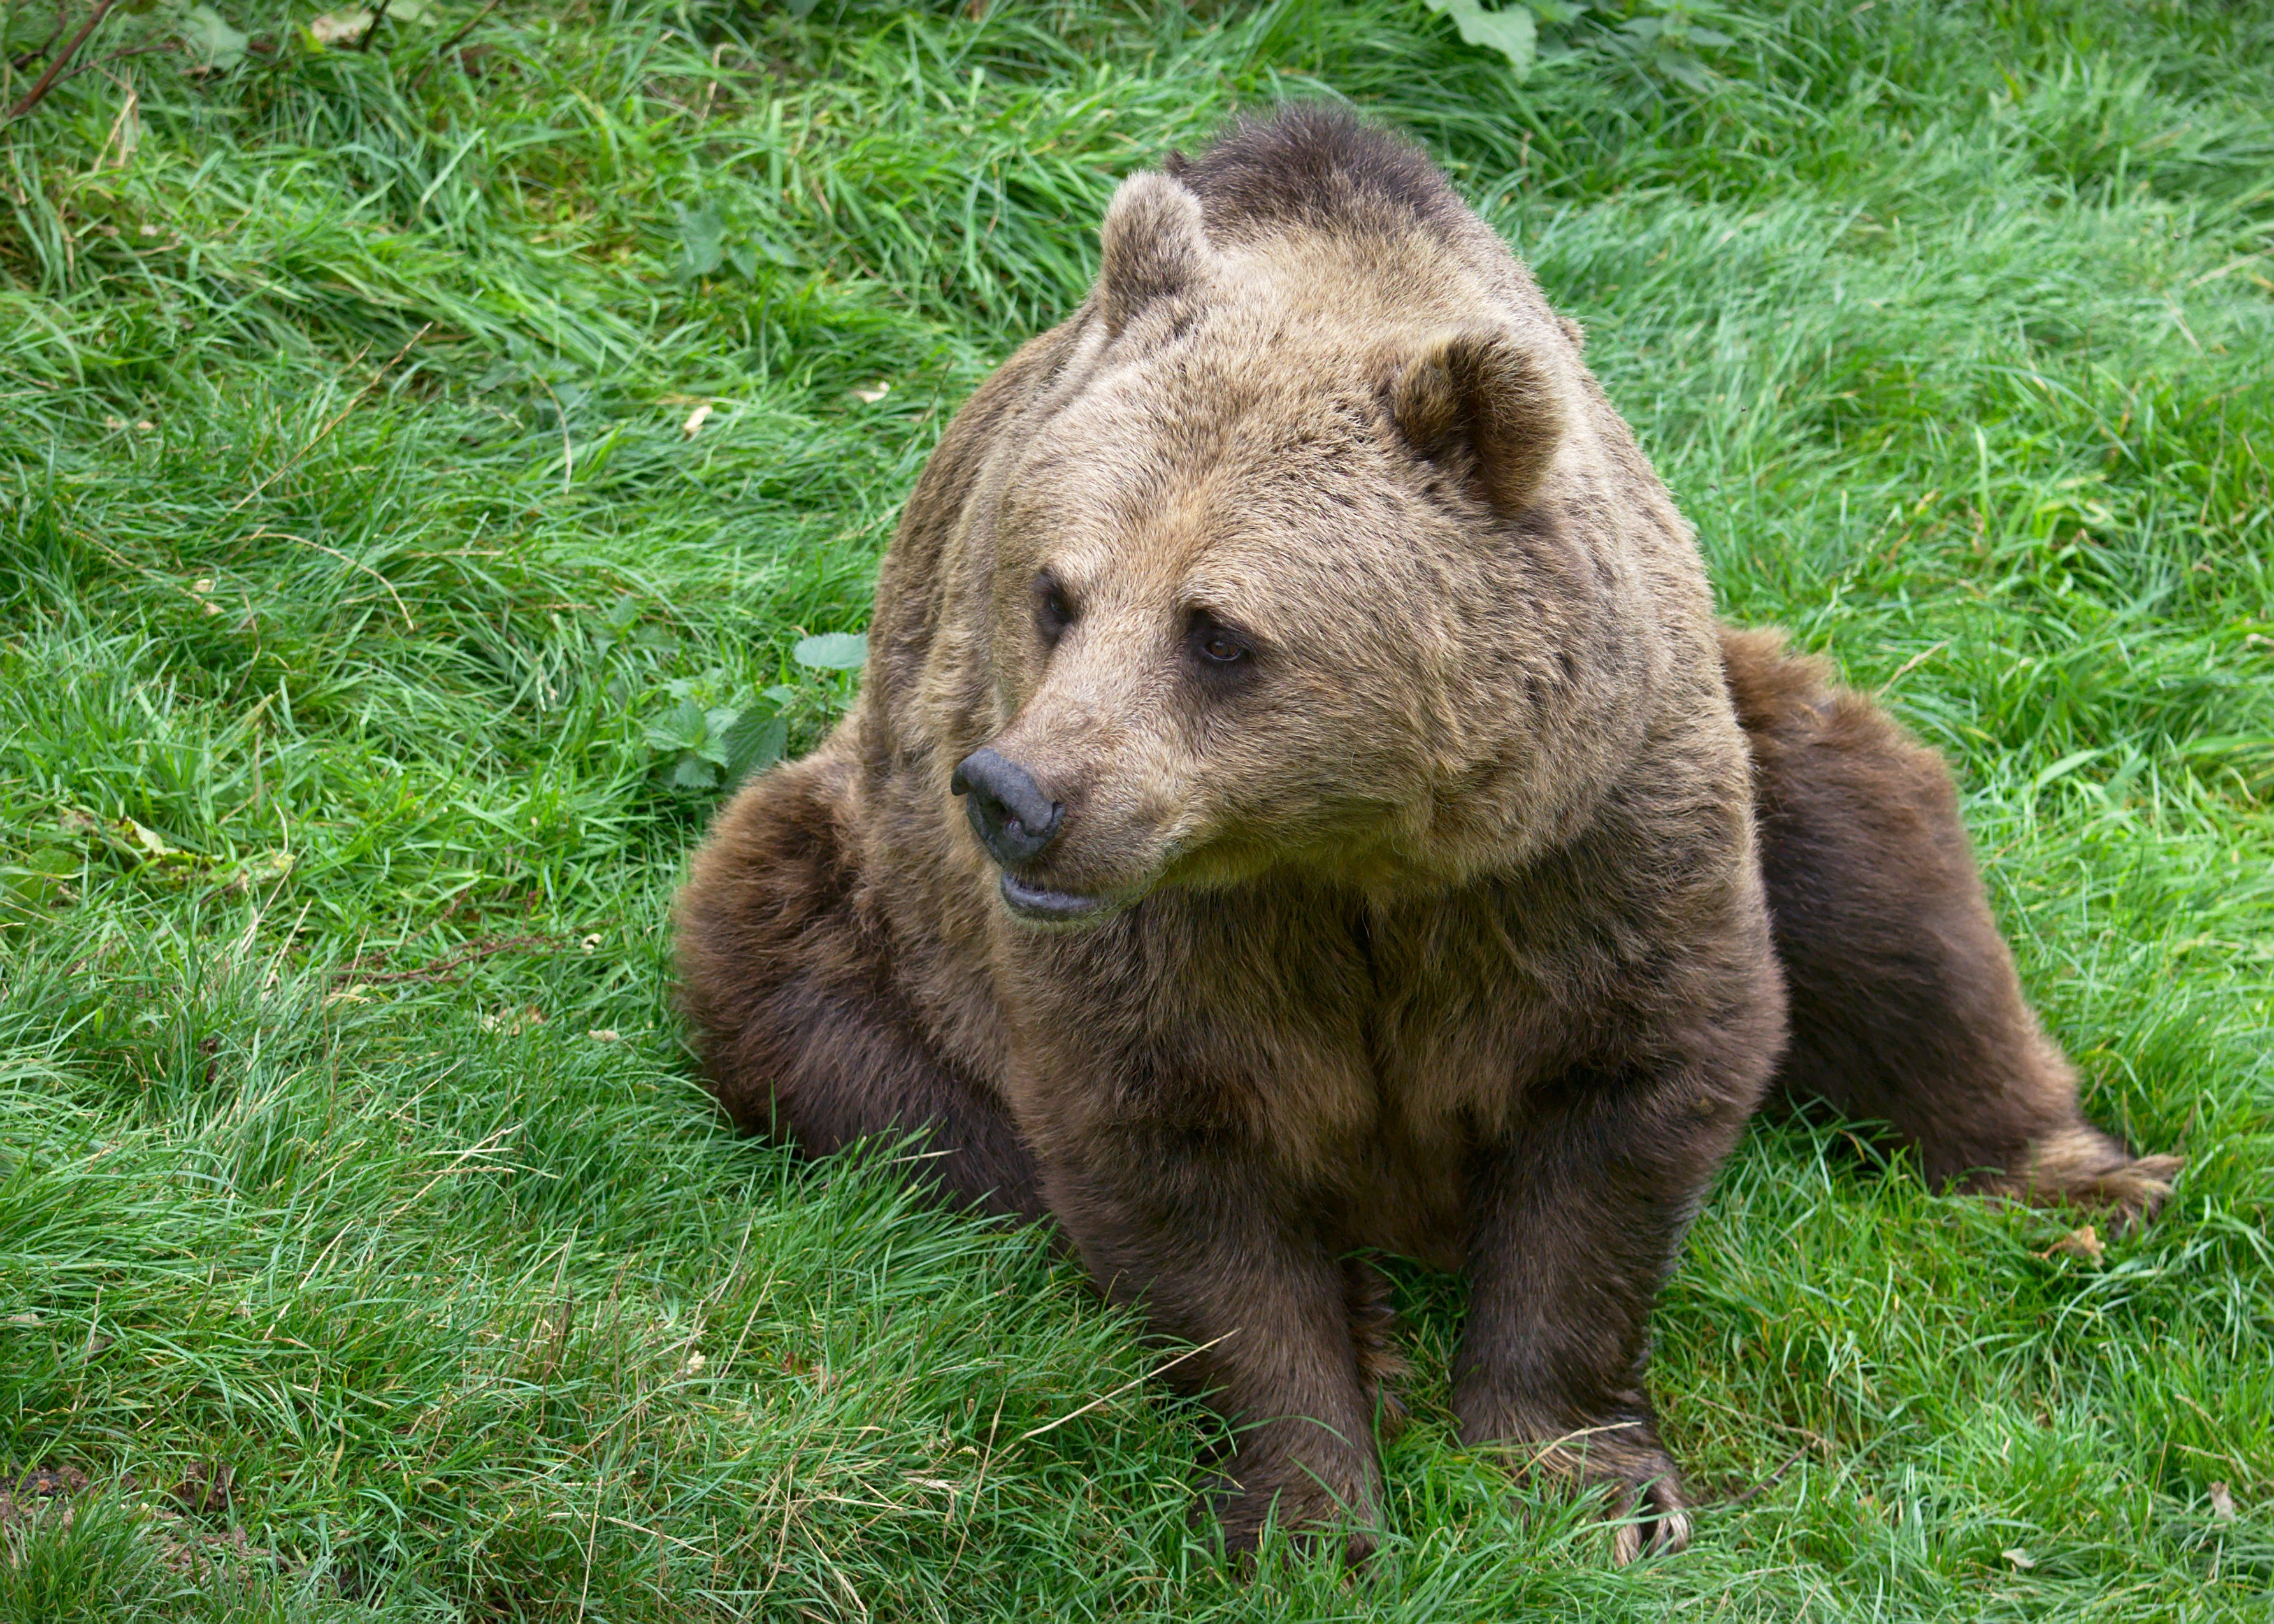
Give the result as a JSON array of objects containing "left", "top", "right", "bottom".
[
  {"left": 970, "top": 346, "right": 1445, "bottom": 923},
  {"left": 947, "top": 173, "right": 1602, "bottom": 928}
]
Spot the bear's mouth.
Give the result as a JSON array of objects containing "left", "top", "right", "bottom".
[{"left": 998, "top": 870, "right": 1113, "bottom": 925}]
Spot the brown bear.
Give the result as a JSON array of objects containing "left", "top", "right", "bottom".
[{"left": 675, "top": 106, "right": 2179, "bottom": 1563}]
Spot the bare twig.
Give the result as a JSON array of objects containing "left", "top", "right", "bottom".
[
  {"left": 408, "top": 0, "right": 501, "bottom": 89},
  {"left": 356, "top": 0, "right": 392, "bottom": 52},
  {"left": 6, "top": 0, "right": 122, "bottom": 121},
  {"left": 13, "top": 36, "right": 166, "bottom": 114},
  {"left": 328, "top": 933, "right": 568, "bottom": 986}
]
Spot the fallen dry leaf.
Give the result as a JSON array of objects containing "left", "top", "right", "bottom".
[
  {"left": 309, "top": 9, "right": 375, "bottom": 47},
  {"left": 851, "top": 380, "right": 891, "bottom": 404},
  {"left": 680, "top": 402, "right": 713, "bottom": 438},
  {"left": 122, "top": 818, "right": 173, "bottom": 859},
  {"left": 2001, "top": 1548, "right": 2035, "bottom": 1570},
  {"left": 2045, "top": 1225, "right": 2104, "bottom": 1263},
  {"left": 2209, "top": 1481, "right": 2236, "bottom": 1522}
]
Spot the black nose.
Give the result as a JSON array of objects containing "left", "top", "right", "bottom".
[{"left": 951, "top": 747, "right": 1063, "bottom": 866}]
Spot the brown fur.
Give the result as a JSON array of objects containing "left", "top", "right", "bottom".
[{"left": 675, "top": 106, "right": 2177, "bottom": 1564}]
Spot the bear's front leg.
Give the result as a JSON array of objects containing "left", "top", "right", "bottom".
[
  {"left": 1042, "top": 1129, "right": 1384, "bottom": 1563},
  {"left": 1455, "top": 1058, "right": 1755, "bottom": 1563}
]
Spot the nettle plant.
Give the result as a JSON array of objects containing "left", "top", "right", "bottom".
[
  {"left": 632, "top": 621, "right": 867, "bottom": 796},
  {"left": 1420, "top": 0, "right": 1745, "bottom": 90}
]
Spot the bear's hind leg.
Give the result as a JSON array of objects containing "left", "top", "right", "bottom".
[
  {"left": 675, "top": 752, "right": 1044, "bottom": 1222},
  {"left": 1720, "top": 628, "right": 2180, "bottom": 1224}
]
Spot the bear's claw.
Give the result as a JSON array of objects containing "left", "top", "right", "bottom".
[
  {"left": 1609, "top": 1471, "right": 1692, "bottom": 1565},
  {"left": 1985, "top": 1126, "right": 2183, "bottom": 1230}
]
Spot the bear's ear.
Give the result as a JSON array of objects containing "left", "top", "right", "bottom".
[
  {"left": 1390, "top": 328, "right": 1565, "bottom": 514},
  {"left": 1097, "top": 170, "right": 1211, "bottom": 337}
]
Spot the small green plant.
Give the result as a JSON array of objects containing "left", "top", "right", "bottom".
[
  {"left": 635, "top": 630, "right": 867, "bottom": 794},
  {"left": 640, "top": 679, "right": 788, "bottom": 793},
  {"left": 671, "top": 198, "right": 803, "bottom": 284},
  {"left": 1421, "top": 0, "right": 1552, "bottom": 77},
  {"left": 1417, "top": 0, "right": 1741, "bottom": 87}
]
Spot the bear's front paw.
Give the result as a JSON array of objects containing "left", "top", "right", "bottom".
[
  {"left": 1462, "top": 1409, "right": 1692, "bottom": 1564},
  {"left": 1606, "top": 1465, "right": 1691, "bottom": 1565},
  {"left": 1200, "top": 1443, "right": 1381, "bottom": 1567}
]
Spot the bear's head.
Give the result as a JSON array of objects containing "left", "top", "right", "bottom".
[{"left": 948, "top": 169, "right": 1656, "bottom": 928}]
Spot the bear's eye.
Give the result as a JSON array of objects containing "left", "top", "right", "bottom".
[
  {"left": 1186, "top": 614, "right": 1255, "bottom": 672},
  {"left": 1034, "top": 571, "right": 1076, "bottom": 645}
]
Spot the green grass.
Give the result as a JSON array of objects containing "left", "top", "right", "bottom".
[{"left": 3, "top": 0, "right": 2271, "bottom": 1616}]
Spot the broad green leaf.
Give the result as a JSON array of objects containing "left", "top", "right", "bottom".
[
  {"left": 668, "top": 752, "right": 721, "bottom": 791},
  {"left": 3, "top": 849, "right": 80, "bottom": 914},
  {"left": 1455, "top": 1, "right": 1537, "bottom": 73},
  {"left": 1423, "top": 0, "right": 1538, "bottom": 76},
  {"left": 721, "top": 710, "right": 789, "bottom": 779},
  {"left": 644, "top": 698, "right": 711, "bottom": 754},
  {"left": 675, "top": 203, "right": 726, "bottom": 280},
  {"left": 747, "top": 233, "right": 802, "bottom": 269},
  {"left": 703, "top": 705, "right": 744, "bottom": 744},
  {"left": 793, "top": 632, "right": 868, "bottom": 671},
  {"left": 180, "top": 4, "right": 250, "bottom": 70}
]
